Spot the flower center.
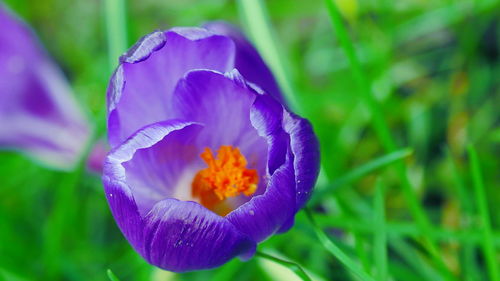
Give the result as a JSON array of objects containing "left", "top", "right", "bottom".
[{"left": 192, "top": 145, "right": 258, "bottom": 213}]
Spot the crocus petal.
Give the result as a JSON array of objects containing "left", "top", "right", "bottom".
[
  {"left": 251, "top": 92, "right": 320, "bottom": 212},
  {"left": 107, "top": 28, "right": 236, "bottom": 147},
  {"left": 104, "top": 120, "right": 201, "bottom": 252},
  {"left": 144, "top": 198, "right": 255, "bottom": 272},
  {"left": 172, "top": 69, "right": 268, "bottom": 195},
  {"left": 250, "top": 93, "right": 288, "bottom": 175},
  {"left": 103, "top": 119, "right": 255, "bottom": 272},
  {"left": 283, "top": 111, "right": 320, "bottom": 210},
  {"left": 103, "top": 172, "right": 145, "bottom": 254},
  {"left": 226, "top": 93, "right": 295, "bottom": 242},
  {"left": 0, "top": 5, "right": 90, "bottom": 170},
  {"left": 104, "top": 120, "right": 202, "bottom": 215},
  {"left": 204, "top": 21, "right": 285, "bottom": 105},
  {"left": 228, "top": 91, "right": 320, "bottom": 240},
  {"left": 226, "top": 154, "right": 296, "bottom": 242},
  {"left": 122, "top": 121, "right": 203, "bottom": 215}
]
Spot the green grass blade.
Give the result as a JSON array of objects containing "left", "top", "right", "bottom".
[
  {"left": 236, "top": 0, "right": 300, "bottom": 112},
  {"left": 374, "top": 179, "right": 388, "bottom": 281},
  {"left": 388, "top": 263, "right": 429, "bottom": 281},
  {"left": 467, "top": 145, "right": 499, "bottom": 281},
  {"left": 313, "top": 214, "right": 500, "bottom": 246},
  {"left": 256, "top": 252, "right": 312, "bottom": 281},
  {"left": 105, "top": 0, "right": 128, "bottom": 72},
  {"left": 447, "top": 148, "right": 480, "bottom": 281},
  {"left": 446, "top": 148, "right": 474, "bottom": 213},
  {"left": 389, "top": 237, "right": 444, "bottom": 281},
  {"left": 310, "top": 148, "right": 412, "bottom": 206},
  {"left": 99, "top": 0, "right": 128, "bottom": 136},
  {"left": 305, "top": 208, "right": 376, "bottom": 281},
  {"left": 354, "top": 233, "right": 371, "bottom": 274},
  {"left": 106, "top": 269, "right": 121, "bottom": 281}
]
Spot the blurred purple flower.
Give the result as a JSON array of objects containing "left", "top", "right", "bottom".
[
  {"left": 86, "top": 139, "right": 109, "bottom": 174},
  {"left": 0, "top": 5, "right": 90, "bottom": 170},
  {"left": 103, "top": 23, "right": 319, "bottom": 272}
]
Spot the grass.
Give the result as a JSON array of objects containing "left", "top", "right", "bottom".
[
  {"left": 237, "top": 0, "right": 300, "bottom": 112},
  {"left": 107, "top": 269, "right": 121, "bottom": 281},
  {"left": 373, "top": 179, "right": 388, "bottom": 281},
  {"left": 104, "top": 0, "right": 128, "bottom": 72},
  {"left": 0, "top": 0, "right": 498, "bottom": 280},
  {"left": 468, "top": 145, "right": 499, "bottom": 281}
]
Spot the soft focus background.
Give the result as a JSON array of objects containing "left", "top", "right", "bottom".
[{"left": 0, "top": 0, "right": 499, "bottom": 280}]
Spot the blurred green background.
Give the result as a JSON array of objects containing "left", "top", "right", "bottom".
[{"left": 0, "top": 0, "right": 499, "bottom": 280}]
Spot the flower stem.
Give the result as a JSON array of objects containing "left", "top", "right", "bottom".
[{"left": 256, "top": 251, "right": 312, "bottom": 281}]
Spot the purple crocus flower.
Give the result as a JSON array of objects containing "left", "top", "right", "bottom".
[
  {"left": 103, "top": 23, "right": 319, "bottom": 272},
  {"left": 0, "top": 5, "right": 90, "bottom": 170}
]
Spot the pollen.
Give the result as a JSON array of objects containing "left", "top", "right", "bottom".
[{"left": 192, "top": 145, "right": 258, "bottom": 211}]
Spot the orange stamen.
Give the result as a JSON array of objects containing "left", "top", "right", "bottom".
[{"left": 192, "top": 146, "right": 258, "bottom": 213}]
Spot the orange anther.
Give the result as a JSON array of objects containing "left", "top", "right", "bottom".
[{"left": 192, "top": 146, "right": 258, "bottom": 213}]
